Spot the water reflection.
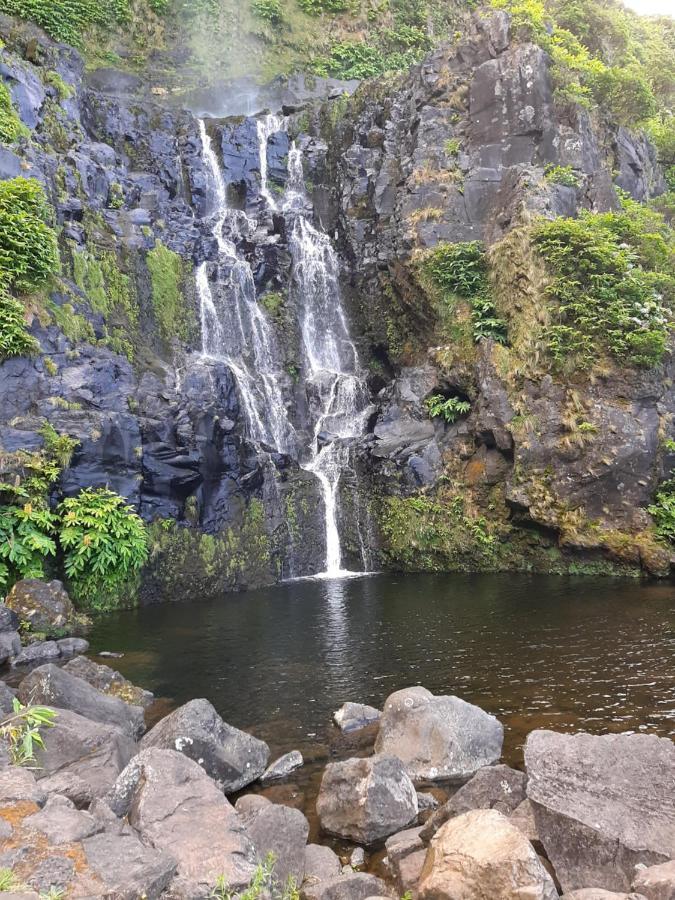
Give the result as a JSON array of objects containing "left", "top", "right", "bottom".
[{"left": 88, "top": 573, "right": 675, "bottom": 765}]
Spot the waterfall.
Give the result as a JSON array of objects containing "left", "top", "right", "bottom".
[
  {"left": 283, "top": 145, "right": 370, "bottom": 576},
  {"left": 196, "top": 120, "right": 296, "bottom": 455},
  {"left": 195, "top": 116, "right": 370, "bottom": 577}
]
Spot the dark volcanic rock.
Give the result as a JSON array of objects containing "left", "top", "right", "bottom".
[
  {"left": 140, "top": 697, "right": 269, "bottom": 792},
  {"left": 63, "top": 655, "right": 154, "bottom": 707},
  {"left": 236, "top": 794, "right": 309, "bottom": 886},
  {"left": 5, "top": 580, "right": 75, "bottom": 633},
  {"left": 18, "top": 664, "right": 145, "bottom": 739},
  {"left": 525, "top": 730, "right": 675, "bottom": 892}
]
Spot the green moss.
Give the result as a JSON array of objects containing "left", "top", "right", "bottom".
[
  {"left": 47, "top": 300, "right": 96, "bottom": 345},
  {"left": 147, "top": 241, "right": 194, "bottom": 346},
  {"left": 259, "top": 291, "right": 284, "bottom": 316},
  {"left": 0, "top": 82, "right": 28, "bottom": 145}
]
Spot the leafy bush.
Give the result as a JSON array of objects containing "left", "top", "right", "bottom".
[
  {"left": 297, "top": 0, "right": 350, "bottom": 14},
  {"left": 544, "top": 164, "right": 580, "bottom": 187},
  {"left": 421, "top": 241, "right": 508, "bottom": 345},
  {"left": 424, "top": 394, "right": 471, "bottom": 423},
  {"left": 252, "top": 0, "right": 282, "bottom": 22},
  {"left": 0, "top": 0, "right": 131, "bottom": 47},
  {"left": 312, "top": 41, "right": 384, "bottom": 79},
  {"left": 533, "top": 200, "right": 674, "bottom": 368},
  {"left": 0, "top": 503, "right": 58, "bottom": 590},
  {"left": 648, "top": 479, "right": 675, "bottom": 542},
  {"left": 0, "top": 699, "right": 56, "bottom": 766},
  {"left": 0, "top": 288, "right": 39, "bottom": 360},
  {"left": 0, "top": 81, "right": 28, "bottom": 145},
  {"left": 58, "top": 487, "right": 148, "bottom": 609},
  {"left": 0, "top": 178, "right": 59, "bottom": 291}
]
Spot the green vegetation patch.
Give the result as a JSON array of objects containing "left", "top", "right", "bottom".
[
  {"left": 420, "top": 241, "right": 508, "bottom": 345},
  {"left": 0, "top": 81, "right": 28, "bottom": 145},
  {"left": 0, "top": 0, "right": 132, "bottom": 47},
  {"left": 425, "top": 394, "right": 471, "bottom": 423},
  {"left": 533, "top": 197, "right": 674, "bottom": 369},
  {"left": 147, "top": 241, "right": 194, "bottom": 346},
  {"left": 648, "top": 479, "right": 675, "bottom": 543}
]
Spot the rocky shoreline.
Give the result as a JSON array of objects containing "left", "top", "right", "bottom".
[{"left": 1, "top": 583, "right": 674, "bottom": 898}]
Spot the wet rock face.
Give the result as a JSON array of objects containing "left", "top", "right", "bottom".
[{"left": 525, "top": 730, "right": 675, "bottom": 892}]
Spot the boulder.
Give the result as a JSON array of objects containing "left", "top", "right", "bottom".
[
  {"left": 302, "top": 872, "right": 392, "bottom": 900},
  {"left": 17, "top": 664, "right": 145, "bottom": 739},
  {"left": 385, "top": 827, "right": 427, "bottom": 893},
  {"left": 317, "top": 754, "right": 418, "bottom": 844},
  {"left": 418, "top": 808, "right": 558, "bottom": 900},
  {"left": 0, "top": 630, "right": 21, "bottom": 664},
  {"left": 63, "top": 655, "right": 153, "bottom": 707},
  {"left": 260, "top": 749, "right": 304, "bottom": 783},
  {"left": 303, "top": 844, "right": 342, "bottom": 884},
  {"left": 0, "top": 767, "right": 46, "bottom": 806},
  {"left": 421, "top": 764, "right": 526, "bottom": 842},
  {"left": 11, "top": 640, "right": 61, "bottom": 667},
  {"left": 24, "top": 794, "right": 101, "bottom": 844},
  {"left": 0, "top": 604, "right": 19, "bottom": 633},
  {"left": 525, "top": 730, "right": 675, "bottom": 892},
  {"left": 82, "top": 828, "right": 177, "bottom": 898},
  {"left": 562, "top": 893, "right": 648, "bottom": 899},
  {"left": 333, "top": 702, "right": 381, "bottom": 733},
  {"left": 5, "top": 580, "right": 75, "bottom": 633},
  {"left": 106, "top": 748, "right": 257, "bottom": 893},
  {"left": 633, "top": 860, "right": 675, "bottom": 899},
  {"left": 55, "top": 637, "right": 89, "bottom": 657},
  {"left": 236, "top": 793, "right": 309, "bottom": 886},
  {"left": 374, "top": 687, "right": 503, "bottom": 784},
  {"left": 31, "top": 707, "right": 136, "bottom": 797},
  {"left": 38, "top": 771, "right": 93, "bottom": 809},
  {"left": 140, "top": 698, "right": 268, "bottom": 792},
  {"left": 509, "top": 799, "right": 539, "bottom": 843},
  {"left": 0, "top": 680, "right": 16, "bottom": 714}
]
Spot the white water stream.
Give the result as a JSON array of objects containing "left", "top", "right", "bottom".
[{"left": 196, "top": 115, "right": 369, "bottom": 576}]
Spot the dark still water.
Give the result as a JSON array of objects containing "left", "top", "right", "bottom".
[{"left": 88, "top": 573, "right": 675, "bottom": 767}]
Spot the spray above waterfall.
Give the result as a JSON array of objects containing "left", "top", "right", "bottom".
[{"left": 195, "top": 114, "right": 371, "bottom": 577}]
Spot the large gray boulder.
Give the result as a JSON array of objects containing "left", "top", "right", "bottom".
[
  {"left": 0, "top": 604, "right": 19, "bottom": 633},
  {"left": 633, "top": 860, "right": 675, "bottom": 899},
  {"left": 303, "top": 844, "right": 342, "bottom": 885},
  {"left": 31, "top": 707, "right": 136, "bottom": 797},
  {"left": 0, "top": 680, "right": 17, "bottom": 714},
  {"left": 0, "top": 630, "right": 21, "bottom": 664},
  {"left": 418, "top": 808, "right": 558, "bottom": 900},
  {"left": 374, "top": 687, "right": 503, "bottom": 783},
  {"left": 5, "top": 579, "right": 75, "bottom": 633},
  {"left": 316, "top": 754, "right": 418, "bottom": 845},
  {"left": 82, "top": 828, "right": 177, "bottom": 898},
  {"left": 235, "top": 793, "right": 309, "bottom": 886},
  {"left": 140, "top": 698, "right": 269, "bottom": 793},
  {"left": 17, "top": 664, "right": 145, "bottom": 739},
  {"left": 421, "top": 764, "right": 527, "bottom": 842},
  {"left": 525, "top": 730, "right": 675, "bottom": 892},
  {"left": 106, "top": 747, "right": 257, "bottom": 894},
  {"left": 24, "top": 794, "right": 101, "bottom": 845}
]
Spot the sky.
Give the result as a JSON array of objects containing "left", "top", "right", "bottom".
[{"left": 622, "top": 0, "right": 673, "bottom": 15}]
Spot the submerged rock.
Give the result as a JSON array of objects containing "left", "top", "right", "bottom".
[
  {"left": 525, "top": 730, "right": 675, "bottom": 892},
  {"left": 418, "top": 808, "right": 558, "bottom": 900},
  {"left": 260, "top": 749, "right": 304, "bottom": 783},
  {"left": 333, "top": 702, "right": 381, "bottom": 733},
  {"left": 17, "top": 663, "right": 145, "bottom": 739},
  {"left": 140, "top": 697, "right": 269, "bottom": 793},
  {"left": 316, "top": 754, "right": 418, "bottom": 844},
  {"left": 375, "top": 686, "right": 504, "bottom": 784},
  {"left": 420, "top": 764, "right": 527, "bottom": 842},
  {"left": 106, "top": 747, "right": 257, "bottom": 894}
]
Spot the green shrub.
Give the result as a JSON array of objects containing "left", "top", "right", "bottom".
[
  {"left": 424, "top": 394, "right": 471, "bottom": 423},
  {"left": 444, "top": 138, "right": 460, "bottom": 156},
  {"left": 0, "top": 82, "right": 28, "bottom": 145},
  {"left": 0, "top": 178, "right": 59, "bottom": 292},
  {"left": 544, "top": 164, "right": 580, "bottom": 187},
  {"left": 0, "top": 699, "right": 56, "bottom": 766},
  {"left": 0, "top": 503, "right": 58, "bottom": 590},
  {"left": 421, "top": 241, "right": 508, "bottom": 345},
  {"left": 648, "top": 479, "right": 675, "bottom": 543},
  {"left": 312, "top": 41, "right": 384, "bottom": 79},
  {"left": 252, "top": 0, "right": 282, "bottom": 23},
  {"left": 533, "top": 200, "right": 674, "bottom": 368},
  {"left": 0, "top": 0, "right": 131, "bottom": 47},
  {"left": 0, "top": 288, "right": 39, "bottom": 360},
  {"left": 58, "top": 487, "right": 148, "bottom": 609},
  {"left": 149, "top": 0, "right": 169, "bottom": 11},
  {"left": 297, "top": 0, "right": 350, "bottom": 15}
]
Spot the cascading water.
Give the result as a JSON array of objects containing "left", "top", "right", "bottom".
[
  {"left": 196, "top": 114, "right": 370, "bottom": 577},
  {"left": 196, "top": 119, "right": 295, "bottom": 454},
  {"left": 282, "top": 145, "right": 371, "bottom": 576}
]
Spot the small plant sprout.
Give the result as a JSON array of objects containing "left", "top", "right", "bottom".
[
  {"left": 425, "top": 394, "right": 471, "bottom": 423},
  {"left": 0, "top": 699, "right": 57, "bottom": 767}
]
